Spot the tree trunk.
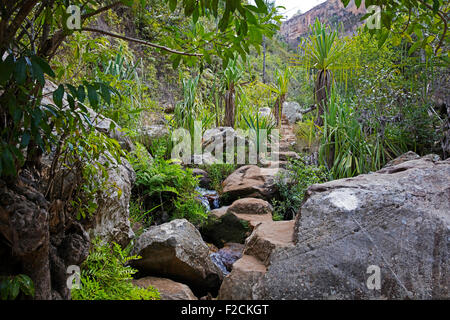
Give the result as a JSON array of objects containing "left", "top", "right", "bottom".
[
  {"left": 314, "top": 69, "right": 332, "bottom": 127},
  {"left": 273, "top": 94, "right": 285, "bottom": 127},
  {"left": 224, "top": 83, "right": 236, "bottom": 128},
  {"left": 262, "top": 36, "right": 266, "bottom": 84}
]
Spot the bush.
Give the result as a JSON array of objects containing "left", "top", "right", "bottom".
[
  {"left": 71, "top": 239, "right": 160, "bottom": 300},
  {"left": 172, "top": 198, "right": 208, "bottom": 226},
  {"left": 272, "top": 158, "right": 329, "bottom": 220},
  {"left": 201, "top": 163, "right": 237, "bottom": 193},
  {"left": 128, "top": 142, "right": 207, "bottom": 226}
]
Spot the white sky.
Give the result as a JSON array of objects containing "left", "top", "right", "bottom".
[{"left": 274, "top": 0, "right": 327, "bottom": 19}]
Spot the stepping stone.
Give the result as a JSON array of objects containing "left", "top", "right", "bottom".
[
  {"left": 217, "top": 255, "right": 267, "bottom": 300},
  {"left": 243, "top": 220, "right": 295, "bottom": 266}
]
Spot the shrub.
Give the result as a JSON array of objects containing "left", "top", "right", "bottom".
[
  {"left": 71, "top": 239, "right": 160, "bottom": 300},
  {"left": 0, "top": 274, "right": 34, "bottom": 300},
  {"left": 128, "top": 143, "right": 207, "bottom": 226},
  {"left": 272, "top": 158, "right": 329, "bottom": 220},
  {"left": 172, "top": 198, "right": 208, "bottom": 226},
  {"left": 201, "top": 163, "right": 237, "bottom": 193}
]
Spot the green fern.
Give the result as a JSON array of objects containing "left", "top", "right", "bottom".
[{"left": 71, "top": 239, "right": 160, "bottom": 300}]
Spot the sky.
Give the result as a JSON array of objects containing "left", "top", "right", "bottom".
[{"left": 274, "top": 0, "right": 327, "bottom": 19}]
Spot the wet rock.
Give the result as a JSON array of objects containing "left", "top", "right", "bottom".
[
  {"left": 200, "top": 199, "right": 273, "bottom": 248},
  {"left": 192, "top": 168, "right": 211, "bottom": 189}
]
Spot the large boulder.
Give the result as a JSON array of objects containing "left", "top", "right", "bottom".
[
  {"left": 130, "top": 219, "right": 223, "bottom": 296},
  {"left": 218, "top": 255, "right": 267, "bottom": 300},
  {"left": 200, "top": 127, "right": 246, "bottom": 165},
  {"left": 221, "top": 165, "right": 283, "bottom": 203},
  {"left": 251, "top": 157, "right": 450, "bottom": 299},
  {"left": 132, "top": 276, "right": 197, "bottom": 300},
  {"left": 138, "top": 124, "right": 169, "bottom": 145},
  {"left": 243, "top": 220, "right": 295, "bottom": 266},
  {"left": 87, "top": 155, "right": 136, "bottom": 247},
  {"left": 282, "top": 101, "right": 304, "bottom": 124}
]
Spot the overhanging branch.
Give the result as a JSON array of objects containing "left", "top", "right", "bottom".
[{"left": 82, "top": 27, "right": 203, "bottom": 57}]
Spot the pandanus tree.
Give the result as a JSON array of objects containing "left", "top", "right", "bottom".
[
  {"left": 301, "top": 19, "right": 346, "bottom": 126},
  {"left": 222, "top": 58, "right": 244, "bottom": 128},
  {"left": 264, "top": 67, "right": 292, "bottom": 127}
]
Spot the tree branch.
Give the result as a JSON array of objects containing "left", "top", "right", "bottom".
[
  {"left": 81, "top": 27, "right": 203, "bottom": 57},
  {"left": 416, "top": 0, "right": 448, "bottom": 55},
  {"left": 81, "top": 1, "right": 123, "bottom": 20}
]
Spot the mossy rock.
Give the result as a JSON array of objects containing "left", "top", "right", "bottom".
[{"left": 200, "top": 212, "right": 250, "bottom": 248}]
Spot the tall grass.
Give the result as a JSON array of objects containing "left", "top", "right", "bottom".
[{"left": 319, "top": 91, "right": 386, "bottom": 179}]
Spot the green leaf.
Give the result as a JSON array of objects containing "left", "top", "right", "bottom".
[
  {"left": 53, "top": 84, "right": 64, "bottom": 108},
  {"left": 432, "top": 0, "right": 440, "bottom": 13},
  {"left": 100, "top": 83, "right": 111, "bottom": 105},
  {"left": 14, "top": 57, "right": 27, "bottom": 85},
  {"left": 10, "top": 280, "right": 20, "bottom": 300},
  {"left": 355, "top": 0, "right": 362, "bottom": 8},
  {"left": 378, "top": 30, "right": 389, "bottom": 49},
  {"left": 77, "top": 85, "right": 86, "bottom": 103},
  {"left": 87, "top": 85, "right": 99, "bottom": 108},
  {"left": 32, "top": 56, "right": 55, "bottom": 78},
  {"left": 172, "top": 55, "right": 182, "bottom": 69},
  {"left": 408, "top": 41, "right": 422, "bottom": 55},
  {"left": 20, "top": 132, "right": 31, "bottom": 148},
  {"left": 255, "top": 0, "right": 267, "bottom": 13},
  {"left": 169, "top": 0, "right": 177, "bottom": 11},
  {"left": 0, "top": 55, "right": 14, "bottom": 84}
]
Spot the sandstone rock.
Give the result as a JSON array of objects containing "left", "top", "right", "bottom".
[
  {"left": 221, "top": 165, "right": 283, "bottom": 203},
  {"left": 138, "top": 124, "right": 169, "bottom": 144},
  {"left": 87, "top": 155, "right": 135, "bottom": 247},
  {"left": 383, "top": 151, "right": 420, "bottom": 168},
  {"left": 280, "top": 0, "right": 365, "bottom": 46},
  {"left": 201, "top": 127, "right": 246, "bottom": 165},
  {"left": 252, "top": 157, "right": 450, "bottom": 300},
  {"left": 132, "top": 276, "right": 197, "bottom": 300},
  {"left": 201, "top": 211, "right": 251, "bottom": 248},
  {"left": 202, "top": 127, "right": 244, "bottom": 150},
  {"left": 131, "top": 219, "right": 222, "bottom": 296},
  {"left": 243, "top": 220, "right": 295, "bottom": 266},
  {"left": 201, "top": 199, "right": 273, "bottom": 248},
  {"left": 218, "top": 255, "right": 266, "bottom": 300},
  {"left": 227, "top": 198, "right": 273, "bottom": 216}
]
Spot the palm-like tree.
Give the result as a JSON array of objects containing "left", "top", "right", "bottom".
[
  {"left": 301, "top": 19, "right": 346, "bottom": 126},
  {"left": 222, "top": 58, "right": 243, "bottom": 128},
  {"left": 264, "top": 67, "right": 292, "bottom": 127}
]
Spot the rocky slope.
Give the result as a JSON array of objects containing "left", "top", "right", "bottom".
[
  {"left": 280, "top": 0, "right": 366, "bottom": 47},
  {"left": 220, "top": 154, "right": 449, "bottom": 300}
]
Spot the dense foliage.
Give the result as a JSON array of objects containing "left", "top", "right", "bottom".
[
  {"left": 272, "top": 158, "right": 329, "bottom": 220},
  {"left": 71, "top": 239, "right": 160, "bottom": 300},
  {"left": 0, "top": 0, "right": 448, "bottom": 300}
]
